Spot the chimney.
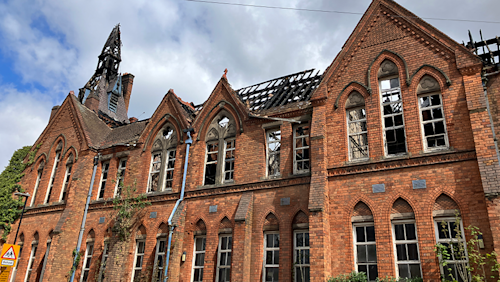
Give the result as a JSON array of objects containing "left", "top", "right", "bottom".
[
  {"left": 84, "top": 92, "right": 100, "bottom": 113},
  {"left": 50, "top": 105, "right": 60, "bottom": 121},
  {"left": 122, "top": 73, "right": 135, "bottom": 113}
]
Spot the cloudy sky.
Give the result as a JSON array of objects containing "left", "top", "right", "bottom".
[{"left": 0, "top": 0, "right": 499, "bottom": 169}]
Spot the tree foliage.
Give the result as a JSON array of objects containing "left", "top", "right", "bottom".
[{"left": 0, "top": 145, "right": 38, "bottom": 239}]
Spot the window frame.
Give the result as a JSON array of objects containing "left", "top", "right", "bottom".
[
  {"left": 216, "top": 234, "right": 232, "bottom": 282},
  {"left": 164, "top": 149, "right": 177, "bottom": 191},
  {"left": 80, "top": 242, "right": 94, "bottom": 282},
  {"left": 44, "top": 151, "right": 61, "bottom": 204},
  {"left": 131, "top": 239, "right": 146, "bottom": 282},
  {"left": 24, "top": 243, "right": 38, "bottom": 282},
  {"left": 263, "top": 232, "right": 280, "bottom": 282},
  {"left": 114, "top": 158, "right": 127, "bottom": 197},
  {"left": 98, "top": 242, "right": 109, "bottom": 282},
  {"left": 434, "top": 217, "right": 470, "bottom": 282},
  {"left": 192, "top": 236, "right": 206, "bottom": 282},
  {"left": 266, "top": 128, "right": 281, "bottom": 177},
  {"left": 347, "top": 106, "right": 369, "bottom": 161},
  {"left": 352, "top": 223, "right": 378, "bottom": 281},
  {"left": 391, "top": 219, "right": 422, "bottom": 279},
  {"left": 31, "top": 170, "right": 43, "bottom": 206},
  {"left": 418, "top": 92, "right": 449, "bottom": 152},
  {"left": 293, "top": 124, "right": 311, "bottom": 175},
  {"left": 97, "top": 161, "right": 110, "bottom": 200},
  {"left": 223, "top": 138, "right": 236, "bottom": 182},
  {"left": 152, "top": 237, "right": 167, "bottom": 282},
  {"left": 293, "top": 230, "right": 310, "bottom": 282},
  {"left": 59, "top": 164, "right": 72, "bottom": 202},
  {"left": 379, "top": 76, "right": 408, "bottom": 157}
]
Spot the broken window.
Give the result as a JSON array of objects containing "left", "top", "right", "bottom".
[
  {"left": 148, "top": 124, "right": 178, "bottom": 192},
  {"left": 380, "top": 77, "right": 407, "bottom": 155},
  {"left": 266, "top": 129, "right": 281, "bottom": 177},
  {"left": 204, "top": 112, "right": 237, "bottom": 185},
  {"left": 346, "top": 91, "right": 368, "bottom": 161},
  {"left": 293, "top": 124, "right": 310, "bottom": 174},
  {"left": 114, "top": 158, "right": 127, "bottom": 197},
  {"left": 149, "top": 153, "right": 162, "bottom": 192},
  {"left": 417, "top": 75, "right": 448, "bottom": 151},
  {"left": 97, "top": 161, "right": 110, "bottom": 200}
]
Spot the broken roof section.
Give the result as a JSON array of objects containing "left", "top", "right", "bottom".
[{"left": 236, "top": 69, "right": 323, "bottom": 111}]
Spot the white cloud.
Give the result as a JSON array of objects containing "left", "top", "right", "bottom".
[{"left": 0, "top": 0, "right": 499, "bottom": 168}]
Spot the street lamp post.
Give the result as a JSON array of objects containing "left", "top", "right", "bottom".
[{"left": 13, "top": 192, "right": 30, "bottom": 245}]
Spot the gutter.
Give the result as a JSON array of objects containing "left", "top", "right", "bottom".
[
  {"left": 69, "top": 154, "right": 99, "bottom": 282},
  {"left": 163, "top": 129, "right": 193, "bottom": 282}
]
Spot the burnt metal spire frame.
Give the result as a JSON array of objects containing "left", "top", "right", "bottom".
[{"left": 78, "top": 24, "right": 122, "bottom": 103}]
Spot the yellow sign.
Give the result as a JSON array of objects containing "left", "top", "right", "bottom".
[
  {"left": 0, "top": 245, "right": 20, "bottom": 267},
  {"left": 0, "top": 266, "right": 11, "bottom": 282}
]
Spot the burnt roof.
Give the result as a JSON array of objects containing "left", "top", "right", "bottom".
[
  {"left": 100, "top": 119, "right": 148, "bottom": 148},
  {"left": 236, "top": 69, "right": 322, "bottom": 111}
]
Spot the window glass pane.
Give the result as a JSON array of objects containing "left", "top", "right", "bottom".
[
  {"left": 398, "top": 264, "right": 409, "bottom": 278},
  {"left": 356, "top": 227, "right": 365, "bottom": 242},
  {"left": 409, "top": 264, "right": 421, "bottom": 278},
  {"left": 226, "top": 251, "right": 231, "bottom": 265},
  {"left": 381, "top": 80, "right": 391, "bottom": 90},
  {"left": 366, "top": 226, "right": 375, "bottom": 242},
  {"left": 305, "top": 233, "right": 309, "bottom": 246},
  {"left": 296, "top": 233, "right": 304, "bottom": 247},
  {"left": 266, "top": 234, "right": 273, "bottom": 248},
  {"left": 407, "top": 243, "right": 419, "bottom": 260},
  {"left": 405, "top": 224, "right": 416, "bottom": 240},
  {"left": 368, "top": 264, "right": 378, "bottom": 281},
  {"left": 296, "top": 266, "right": 310, "bottom": 282},
  {"left": 420, "top": 96, "right": 429, "bottom": 108},
  {"left": 396, "top": 244, "right": 407, "bottom": 261},
  {"left": 265, "top": 268, "right": 279, "bottom": 282},
  {"left": 390, "top": 78, "right": 400, "bottom": 88},
  {"left": 367, "top": 245, "right": 377, "bottom": 262},
  {"left": 431, "top": 95, "right": 441, "bottom": 106},
  {"left": 266, "top": 251, "right": 273, "bottom": 264},
  {"left": 274, "top": 234, "right": 279, "bottom": 248},
  {"left": 273, "top": 250, "right": 279, "bottom": 264},
  {"left": 222, "top": 237, "right": 227, "bottom": 250},
  {"left": 357, "top": 245, "right": 367, "bottom": 263},
  {"left": 358, "top": 264, "right": 367, "bottom": 275},
  {"left": 395, "top": 224, "right": 405, "bottom": 240}
]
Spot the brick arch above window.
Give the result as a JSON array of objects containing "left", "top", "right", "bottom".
[
  {"left": 367, "top": 49, "right": 410, "bottom": 93},
  {"left": 63, "top": 146, "right": 79, "bottom": 163},
  {"left": 409, "top": 64, "right": 452, "bottom": 88},
  {"left": 433, "top": 194, "right": 461, "bottom": 217},
  {"left": 391, "top": 198, "right": 415, "bottom": 220},
  {"left": 194, "top": 219, "right": 207, "bottom": 235},
  {"left": 158, "top": 223, "right": 168, "bottom": 235},
  {"left": 47, "top": 134, "right": 67, "bottom": 158},
  {"left": 334, "top": 81, "right": 370, "bottom": 110},
  {"left": 263, "top": 212, "right": 279, "bottom": 231},
  {"left": 142, "top": 114, "right": 183, "bottom": 152},
  {"left": 204, "top": 109, "right": 237, "bottom": 142},
  {"left": 136, "top": 225, "right": 147, "bottom": 239},
  {"left": 196, "top": 100, "right": 244, "bottom": 141}
]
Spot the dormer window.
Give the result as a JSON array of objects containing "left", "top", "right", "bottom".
[{"left": 204, "top": 112, "right": 237, "bottom": 185}]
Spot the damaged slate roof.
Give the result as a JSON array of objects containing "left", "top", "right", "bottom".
[
  {"left": 236, "top": 69, "right": 322, "bottom": 111},
  {"left": 99, "top": 119, "right": 148, "bottom": 148}
]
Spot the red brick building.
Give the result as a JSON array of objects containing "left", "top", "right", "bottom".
[{"left": 6, "top": 0, "right": 500, "bottom": 281}]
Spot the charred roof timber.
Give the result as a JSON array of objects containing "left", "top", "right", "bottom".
[
  {"left": 236, "top": 69, "right": 323, "bottom": 111},
  {"left": 466, "top": 30, "right": 500, "bottom": 72}
]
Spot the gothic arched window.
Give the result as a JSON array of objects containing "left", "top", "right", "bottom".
[
  {"left": 204, "top": 111, "right": 236, "bottom": 185},
  {"left": 379, "top": 60, "right": 407, "bottom": 156},
  {"left": 346, "top": 91, "right": 368, "bottom": 161},
  {"left": 148, "top": 124, "right": 178, "bottom": 193}
]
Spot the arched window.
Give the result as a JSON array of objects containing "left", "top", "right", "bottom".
[
  {"left": 132, "top": 225, "right": 147, "bottom": 281},
  {"left": 192, "top": 220, "right": 207, "bottom": 282},
  {"left": 204, "top": 111, "right": 236, "bottom": 185},
  {"left": 390, "top": 199, "right": 421, "bottom": 279},
  {"left": 81, "top": 230, "right": 95, "bottom": 282},
  {"left": 379, "top": 60, "right": 407, "bottom": 156},
  {"left": 148, "top": 124, "right": 178, "bottom": 193},
  {"left": 352, "top": 202, "right": 378, "bottom": 281},
  {"left": 263, "top": 213, "right": 279, "bottom": 282},
  {"left": 45, "top": 141, "right": 62, "bottom": 204},
  {"left": 417, "top": 75, "right": 449, "bottom": 151},
  {"left": 433, "top": 194, "right": 468, "bottom": 281},
  {"left": 25, "top": 232, "right": 39, "bottom": 282},
  {"left": 346, "top": 92, "right": 368, "bottom": 161},
  {"left": 153, "top": 223, "right": 169, "bottom": 282},
  {"left": 31, "top": 161, "right": 45, "bottom": 206},
  {"left": 39, "top": 231, "right": 54, "bottom": 281},
  {"left": 292, "top": 211, "right": 309, "bottom": 282},
  {"left": 216, "top": 217, "right": 233, "bottom": 282},
  {"left": 59, "top": 153, "right": 73, "bottom": 202}
]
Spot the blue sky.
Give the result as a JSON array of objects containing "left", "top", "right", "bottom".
[{"left": 1, "top": 0, "right": 499, "bottom": 169}]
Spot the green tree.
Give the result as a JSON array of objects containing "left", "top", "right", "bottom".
[{"left": 0, "top": 145, "right": 38, "bottom": 240}]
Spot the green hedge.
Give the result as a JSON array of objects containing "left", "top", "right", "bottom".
[{"left": 327, "top": 272, "right": 423, "bottom": 282}]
